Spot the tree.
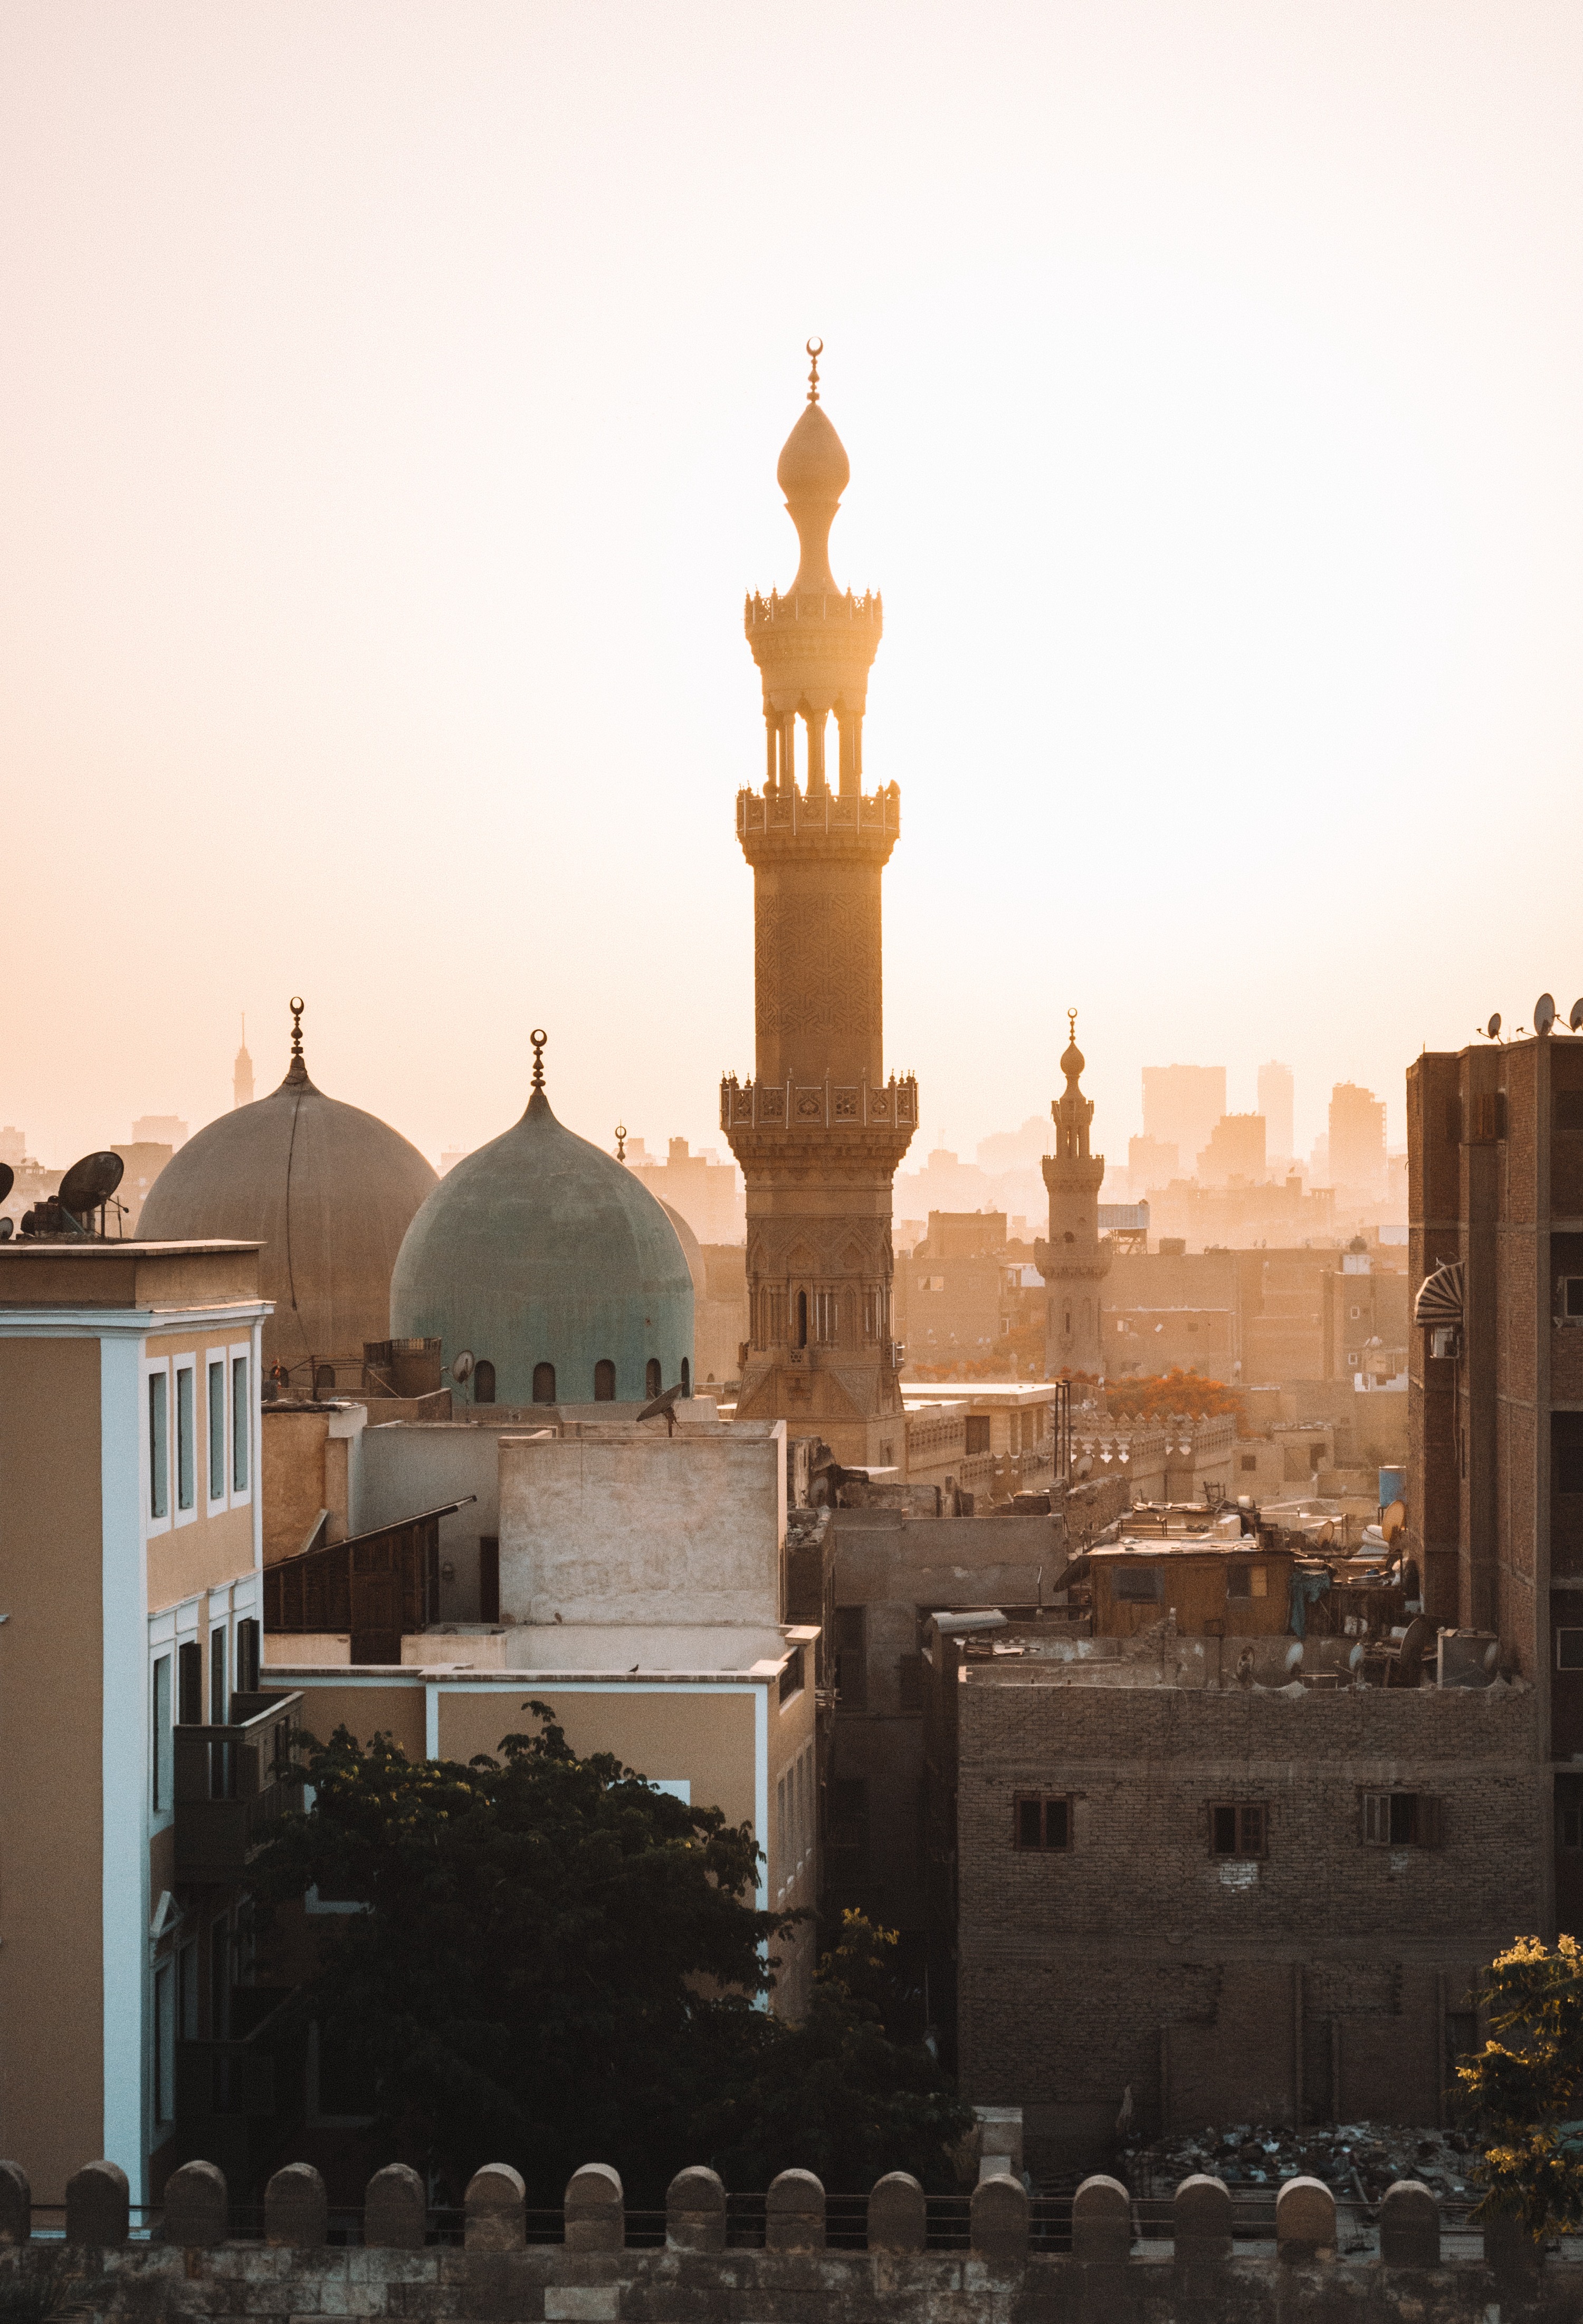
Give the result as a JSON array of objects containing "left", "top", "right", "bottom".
[
  {"left": 253, "top": 1711, "right": 968, "bottom": 2201},
  {"left": 1458, "top": 1935, "right": 1583, "bottom": 2239},
  {"left": 1102, "top": 1366, "right": 1246, "bottom": 1428}
]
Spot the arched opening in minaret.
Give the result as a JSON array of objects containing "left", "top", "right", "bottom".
[
  {"left": 532, "top": 1363, "right": 556, "bottom": 1404},
  {"left": 474, "top": 1360, "right": 497, "bottom": 1405},
  {"left": 796, "top": 1291, "right": 808, "bottom": 1349},
  {"left": 594, "top": 1360, "right": 616, "bottom": 1401},
  {"left": 681, "top": 1357, "right": 691, "bottom": 1397},
  {"left": 645, "top": 1357, "right": 662, "bottom": 1398}
]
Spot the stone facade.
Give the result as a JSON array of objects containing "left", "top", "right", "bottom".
[
  {"left": 0, "top": 2155, "right": 1571, "bottom": 2324},
  {"left": 946, "top": 1660, "right": 1542, "bottom": 2172},
  {"left": 724, "top": 367, "right": 916, "bottom": 1471}
]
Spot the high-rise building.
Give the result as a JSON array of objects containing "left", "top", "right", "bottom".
[
  {"left": 131, "top": 1115, "right": 188, "bottom": 1149},
  {"left": 1329, "top": 1081, "right": 1387, "bottom": 1197},
  {"left": 722, "top": 353, "right": 918, "bottom": 1467},
  {"left": 1197, "top": 1113, "right": 1267, "bottom": 1184},
  {"left": 233, "top": 1016, "right": 254, "bottom": 1110},
  {"left": 1036, "top": 1013, "right": 1111, "bottom": 1374},
  {"left": 1257, "top": 1060, "right": 1294, "bottom": 1162},
  {"left": 1141, "top": 1065, "right": 1226, "bottom": 1174}
]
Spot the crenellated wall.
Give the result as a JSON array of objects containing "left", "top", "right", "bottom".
[{"left": 2, "top": 2156, "right": 1578, "bottom": 2324}]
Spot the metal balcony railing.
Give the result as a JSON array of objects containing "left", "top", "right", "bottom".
[{"left": 174, "top": 1691, "right": 303, "bottom": 1885}]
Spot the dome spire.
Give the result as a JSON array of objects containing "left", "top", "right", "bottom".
[
  {"left": 806, "top": 335, "right": 822, "bottom": 404},
  {"left": 1061, "top": 1008, "right": 1085, "bottom": 1086},
  {"left": 283, "top": 995, "right": 311, "bottom": 1089},
  {"left": 526, "top": 1027, "right": 552, "bottom": 1118}
]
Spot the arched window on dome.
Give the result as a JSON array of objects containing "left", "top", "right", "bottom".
[
  {"left": 474, "top": 1360, "right": 496, "bottom": 1405},
  {"left": 314, "top": 1363, "right": 336, "bottom": 1399},
  {"left": 532, "top": 1363, "right": 556, "bottom": 1405},
  {"left": 681, "top": 1358, "right": 690, "bottom": 1398},
  {"left": 594, "top": 1360, "right": 616, "bottom": 1401},
  {"left": 645, "top": 1358, "right": 662, "bottom": 1399}
]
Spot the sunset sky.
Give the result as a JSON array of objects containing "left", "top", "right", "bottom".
[{"left": 5, "top": 2, "right": 1583, "bottom": 1177}]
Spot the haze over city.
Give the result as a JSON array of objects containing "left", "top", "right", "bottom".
[{"left": 7, "top": 1, "right": 1583, "bottom": 1171}]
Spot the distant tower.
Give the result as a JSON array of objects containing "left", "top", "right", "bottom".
[
  {"left": 721, "top": 345, "right": 918, "bottom": 1468},
  {"left": 1258, "top": 1059, "right": 1294, "bottom": 1163},
  {"left": 233, "top": 1016, "right": 254, "bottom": 1110},
  {"left": 1036, "top": 1013, "right": 1112, "bottom": 1376}
]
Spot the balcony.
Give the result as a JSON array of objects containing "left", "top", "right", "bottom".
[{"left": 174, "top": 1691, "right": 303, "bottom": 1886}]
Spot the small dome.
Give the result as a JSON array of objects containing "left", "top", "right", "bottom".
[
  {"left": 1062, "top": 1036, "right": 1085, "bottom": 1082},
  {"left": 776, "top": 401, "right": 850, "bottom": 504},
  {"left": 136, "top": 1012, "right": 436, "bottom": 1378},
  {"left": 390, "top": 1076, "right": 693, "bottom": 1409}
]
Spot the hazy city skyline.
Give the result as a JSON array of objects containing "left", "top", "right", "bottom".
[{"left": 6, "top": 2, "right": 1583, "bottom": 1169}]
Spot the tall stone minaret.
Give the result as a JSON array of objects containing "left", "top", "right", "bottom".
[
  {"left": 1036, "top": 1012, "right": 1112, "bottom": 1376},
  {"left": 721, "top": 346, "right": 918, "bottom": 1469},
  {"left": 232, "top": 1015, "right": 255, "bottom": 1109}
]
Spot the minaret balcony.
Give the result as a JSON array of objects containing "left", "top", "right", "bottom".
[
  {"left": 736, "top": 782, "right": 900, "bottom": 864},
  {"left": 745, "top": 587, "right": 882, "bottom": 634},
  {"left": 721, "top": 1070, "right": 916, "bottom": 1134}
]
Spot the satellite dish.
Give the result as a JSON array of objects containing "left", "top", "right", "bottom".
[
  {"left": 1381, "top": 1499, "right": 1406, "bottom": 1541},
  {"left": 450, "top": 1350, "right": 475, "bottom": 1383},
  {"left": 56, "top": 1151, "right": 124, "bottom": 1222},
  {"left": 1485, "top": 1013, "right": 1502, "bottom": 1040},
  {"left": 1348, "top": 1640, "right": 1365, "bottom": 1670},
  {"left": 1285, "top": 1641, "right": 1303, "bottom": 1673},
  {"left": 1536, "top": 993, "right": 1557, "bottom": 1036},
  {"left": 1572, "top": 999, "right": 1583, "bottom": 1033},
  {"left": 0, "top": 1219, "right": 12, "bottom": 1243},
  {"left": 0, "top": 1163, "right": 12, "bottom": 1205}
]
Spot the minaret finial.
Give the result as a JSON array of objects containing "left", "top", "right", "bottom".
[
  {"left": 806, "top": 337, "right": 823, "bottom": 404},
  {"left": 614, "top": 1121, "right": 627, "bottom": 1161},
  {"left": 1068, "top": 1008, "right": 1077, "bottom": 1043},
  {"left": 531, "top": 1027, "right": 548, "bottom": 1093},
  {"left": 290, "top": 997, "right": 304, "bottom": 1061}
]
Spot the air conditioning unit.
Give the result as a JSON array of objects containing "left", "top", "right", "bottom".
[{"left": 1430, "top": 1325, "right": 1462, "bottom": 1361}]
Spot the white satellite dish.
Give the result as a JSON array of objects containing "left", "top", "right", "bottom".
[
  {"left": 1536, "top": 993, "right": 1557, "bottom": 1036},
  {"left": 1485, "top": 1012, "right": 1502, "bottom": 1040},
  {"left": 1571, "top": 999, "right": 1583, "bottom": 1033},
  {"left": 451, "top": 1350, "right": 475, "bottom": 1383}
]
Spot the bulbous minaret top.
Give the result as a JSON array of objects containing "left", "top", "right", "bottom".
[
  {"left": 777, "top": 342, "right": 851, "bottom": 596},
  {"left": 1051, "top": 1011, "right": 1097, "bottom": 1164}
]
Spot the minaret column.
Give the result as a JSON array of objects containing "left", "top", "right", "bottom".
[{"left": 804, "top": 706, "right": 828, "bottom": 797}]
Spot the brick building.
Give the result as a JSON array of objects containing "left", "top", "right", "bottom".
[
  {"left": 1408, "top": 1019, "right": 1583, "bottom": 1934},
  {"left": 940, "top": 1647, "right": 1541, "bottom": 2174}
]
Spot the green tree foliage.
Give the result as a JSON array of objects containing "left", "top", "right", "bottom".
[
  {"left": 253, "top": 1711, "right": 968, "bottom": 2201},
  {"left": 1459, "top": 1935, "right": 1583, "bottom": 2239}
]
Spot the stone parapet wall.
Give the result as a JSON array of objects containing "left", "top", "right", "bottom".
[{"left": 2, "top": 2159, "right": 1578, "bottom": 2324}]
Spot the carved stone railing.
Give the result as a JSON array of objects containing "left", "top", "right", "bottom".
[
  {"left": 745, "top": 588, "right": 882, "bottom": 632},
  {"left": 721, "top": 1072, "right": 918, "bottom": 1134},
  {"left": 736, "top": 783, "right": 900, "bottom": 841}
]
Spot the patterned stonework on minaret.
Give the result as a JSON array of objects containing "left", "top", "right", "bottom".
[
  {"left": 1035, "top": 1012, "right": 1112, "bottom": 1377},
  {"left": 721, "top": 347, "right": 918, "bottom": 1468}
]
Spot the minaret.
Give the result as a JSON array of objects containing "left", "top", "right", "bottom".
[
  {"left": 233, "top": 1015, "right": 254, "bottom": 1109},
  {"left": 1036, "top": 1013, "right": 1112, "bottom": 1376},
  {"left": 721, "top": 347, "right": 918, "bottom": 1468}
]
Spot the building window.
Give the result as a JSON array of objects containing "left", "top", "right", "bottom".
[
  {"left": 474, "top": 1360, "right": 497, "bottom": 1405},
  {"left": 231, "top": 1354, "right": 250, "bottom": 1493},
  {"left": 1112, "top": 1564, "right": 1163, "bottom": 1603},
  {"left": 1015, "top": 1796, "right": 1072, "bottom": 1850},
  {"left": 965, "top": 1416, "right": 991, "bottom": 1455},
  {"left": 796, "top": 1290, "right": 808, "bottom": 1349},
  {"left": 151, "top": 1654, "right": 173, "bottom": 1813},
  {"left": 148, "top": 1371, "right": 169, "bottom": 1522},
  {"left": 178, "top": 1640, "right": 202, "bottom": 1725},
  {"left": 152, "top": 1960, "right": 175, "bottom": 2129},
  {"left": 593, "top": 1359, "right": 616, "bottom": 1401},
  {"left": 1561, "top": 1802, "right": 1583, "bottom": 1850},
  {"left": 1561, "top": 1278, "right": 1583, "bottom": 1325},
  {"left": 531, "top": 1362, "right": 555, "bottom": 1404},
  {"left": 779, "top": 1644, "right": 805, "bottom": 1703},
  {"left": 1210, "top": 1803, "right": 1266, "bottom": 1858},
  {"left": 207, "top": 1358, "right": 226, "bottom": 1505},
  {"left": 1362, "top": 1791, "right": 1441, "bottom": 1845},
  {"left": 479, "top": 1537, "right": 500, "bottom": 1623},
  {"left": 175, "top": 1362, "right": 196, "bottom": 1514},
  {"left": 1226, "top": 1564, "right": 1268, "bottom": 1599},
  {"left": 1558, "top": 1089, "right": 1583, "bottom": 1135},
  {"left": 1239, "top": 1454, "right": 1257, "bottom": 1473},
  {"left": 645, "top": 1357, "right": 662, "bottom": 1399},
  {"left": 210, "top": 1627, "right": 228, "bottom": 1725},
  {"left": 314, "top": 1363, "right": 336, "bottom": 1399},
  {"left": 236, "top": 1618, "right": 261, "bottom": 1694},
  {"left": 834, "top": 1605, "right": 867, "bottom": 1710},
  {"left": 1559, "top": 1631, "right": 1583, "bottom": 1670}
]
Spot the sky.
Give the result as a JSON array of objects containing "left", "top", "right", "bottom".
[{"left": 5, "top": 1, "right": 1583, "bottom": 1175}]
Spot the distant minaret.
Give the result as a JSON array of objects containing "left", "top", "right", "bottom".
[
  {"left": 233, "top": 1015, "right": 255, "bottom": 1109},
  {"left": 1036, "top": 1012, "right": 1112, "bottom": 1376}
]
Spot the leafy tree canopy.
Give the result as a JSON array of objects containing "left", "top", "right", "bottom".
[
  {"left": 1101, "top": 1366, "right": 1246, "bottom": 1427},
  {"left": 1459, "top": 1935, "right": 1583, "bottom": 2239},
  {"left": 253, "top": 1710, "right": 968, "bottom": 2203}
]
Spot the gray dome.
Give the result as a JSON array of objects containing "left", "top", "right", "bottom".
[
  {"left": 390, "top": 1078, "right": 693, "bottom": 1409},
  {"left": 136, "top": 1022, "right": 436, "bottom": 1380}
]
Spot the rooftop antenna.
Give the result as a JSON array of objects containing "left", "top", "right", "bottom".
[
  {"left": 1536, "top": 992, "right": 1557, "bottom": 1036},
  {"left": 805, "top": 337, "right": 823, "bottom": 404}
]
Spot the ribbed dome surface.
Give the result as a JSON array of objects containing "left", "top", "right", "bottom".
[
  {"left": 136, "top": 1049, "right": 437, "bottom": 1378},
  {"left": 390, "top": 1087, "right": 694, "bottom": 1409}
]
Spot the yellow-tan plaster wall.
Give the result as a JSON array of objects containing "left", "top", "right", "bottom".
[
  {"left": 0, "top": 1339, "right": 104, "bottom": 2199},
  {"left": 261, "top": 1412, "right": 329, "bottom": 1564},
  {"left": 434, "top": 1687, "right": 758, "bottom": 1830}
]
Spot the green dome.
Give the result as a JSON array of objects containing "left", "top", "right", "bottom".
[{"left": 389, "top": 1084, "right": 694, "bottom": 1409}]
